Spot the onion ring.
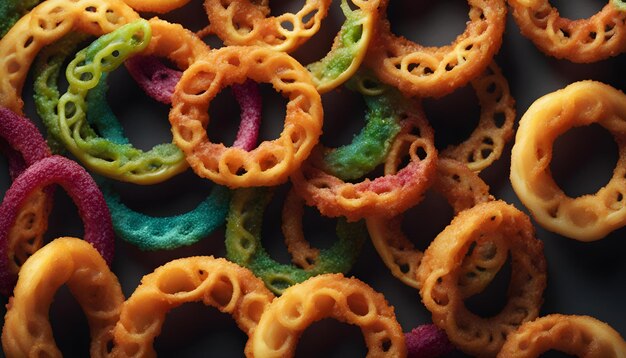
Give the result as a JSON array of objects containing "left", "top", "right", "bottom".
[
  {"left": 508, "top": 0, "right": 626, "bottom": 62},
  {"left": 366, "top": 0, "right": 507, "bottom": 98},
  {"left": 510, "top": 80, "right": 626, "bottom": 241},
  {"left": 0, "top": 156, "right": 115, "bottom": 296},
  {"left": 110, "top": 256, "right": 275, "bottom": 357},
  {"left": 367, "top": 158, "right": 494, "bottom": 290},
  {"left": 247, "top": 273, "right": 406, "bottom": 357},
  {"left": 169, "top": 46, "right": 323, "bottom": 188},
  {"left": 225, "top": 187, "right": 366, "bottom": 294},
  {"left": 1, "top": 237, "right": 124, "bottom": 358},
  {"left": 291, "top": 77, "right": 437, "bottom": 222},
  {"left": 416, "top": 200, "right": 547, "bottom": 357},
  {"left": 0, "top": 0, "right": 140, "bottom": 115},
  {"left": 498, "top": 314, "right": 626, "bottom": 357},
  {"left": 405, "top": 324, "right": 454, "bottom": 358}
]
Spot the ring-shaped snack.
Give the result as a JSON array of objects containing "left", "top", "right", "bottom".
[
  {"left": 366, "top": 0, "right": 507, "bottom": 98},
  {"left": 510, "top": 81, "right": 626, "bottom": 241},
  {"left": 291, "top": 79, "right": 437, "bottom": 222},
  {"left": 440, "top": 62, "right": 515, "bottom": 172},
  {"left": 247, "top": 273, "right": 406, "bottom": 357},
  {"left": 497, "top": 314, "right": 626, "bottom": 357},
  {"left": 508, "top": 0, "right": 626, "bottom": 62},
  {"left": 405, "top": 324, "right": 454, "bottom": 358},
  {"left": 225, "top": 187, "right": 366, "bottom": 294},
  {"left": 416, "top": 200, "right": 547, "bottom": 357},
  {"left": 207, "top": 0, "right": 380, "bottom": 93},
  {"left": 0, "top": 0, "right": 140, "bottom": 114},
  {"left": 169, "top": 46, "right": 323, "bottom": 188},
  {"left": 0, "top": 156, "right": 115, "bottom": 296},
  {"left": 614, "top": 0, "right": 626, "bottom": 11},
  {"left": 0, "top": 0, "right": 41, "bottom": 38},
  {"left": 0, "top": 107, "right": 52, "bottom": 284},
  {"left": 1, "top": 237, "right": 124, "bottom": 357},
  {"left": 367, "top": 158, "right": 495, "bottom": 290},
  {"left": 123, "top": 0, "right": 191, "bottom": 13},
  {"left": 110, "top": 256, "right": 275, "bottom": 357}
]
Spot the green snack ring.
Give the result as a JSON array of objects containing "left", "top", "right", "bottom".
[
  {"left": 225, "top": 187, "right": 366, "bottom": 295},
  {"left": 0, "top": 0, "right": 41, "bottom": 38},
  {"left": 52, "top": 19, "right": 186, "bottom": 184},
  {"left": 613, "top": 0, "right": 626, "bottom": 11},
  {"left": 321, "top": 72, "right": 403, "bottom": 180}
]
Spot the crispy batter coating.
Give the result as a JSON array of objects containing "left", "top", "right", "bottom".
[
  {"left": 417, "top": 201, "right": 547, "bottom": 357},
  {"left": 511, "top": 81, "right": 626, "bottom": 241},
  {"left": 247, "top": 273, "right": 406, "bottom": 357},
  {"left": 508, "top": 0, "right": 626, "bottom": 62},
  {"left": 498, "top": 314, "right": 626, "bottom": 357}
]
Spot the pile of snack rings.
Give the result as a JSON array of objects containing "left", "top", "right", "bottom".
[{"left": 1, "top": 0, "right": 626, "bottom": 356}]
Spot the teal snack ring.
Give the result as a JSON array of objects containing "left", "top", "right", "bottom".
[{"left": 225, "top": 187, "right": 366, "bottom": 294}]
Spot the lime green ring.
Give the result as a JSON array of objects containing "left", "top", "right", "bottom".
[
  {"left": 613, "top": 0, "right": 626, "bottom": 11},
  {"left": 55, "top": 20, "right": 187, "bottom": 184},
  {"left": 225, "top": 187, "right": 366, "bottom": 295}
]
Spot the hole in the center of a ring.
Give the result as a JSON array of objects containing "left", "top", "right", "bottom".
[
  {"left": 154, "top": 301, "right": 248, "bottom": 355},
  {"left": 260, "top": 184, "right": 297, "bottom": 265},
  {"left": 295, "top": 318, "right": 367, "bottom": 358},
  {"left": 107, "top": 63, "right": 172, "bottom": 151},
  {"left": 463, "top": 250, "right": 511, "bottom": 318},
  {"left": 319, "top": 87, "right": 368, "bottom": 149},
  {"left": 50, "top": 285, "right": 91, "bottom": 357},
  {"left": 387, "top": 0, "right": 469, "bottom": 47},
  {"left": 423, "top": 84, "right": 480, "bottom": 150},
  {"left": 551, "top": 124, "right": 618, "bottom": 198},
  {"left": 401, "top": 190, "right": 455, "bottom": 253},
  {"left": 550, "top": 0, "right": 606, "bottom": 20}
]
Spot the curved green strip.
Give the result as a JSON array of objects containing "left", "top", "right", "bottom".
[
  {"left": 613, "top": 0, "right": 626, "bottom": 11},
  {"left": 225, "top": 188, "right": 366, "bottom": 294},
  {"left": 0, "top": 0, "right": 41, "bottom": 38}
]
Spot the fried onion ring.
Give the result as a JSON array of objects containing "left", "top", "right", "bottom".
[
  {"left": 1, "top": 237, "right": 124, "bottom": 358},
  {"left": 225, "top": 187, "right": 366, "bottom": 294},
  {"left": 110, "top": 256, "right": 275, "bottom": 357},
  {"left": 367, "top": 158, "right": 494, "bottom": 290},
  {"left": 366, "top": 0, "right": 507, "bottom": 98},
  {"left": 0, "top": 0, "right": 139, "bottom": 114},
  {"left": 508, "top": 0, "right": 626, "bottom": 62},
  {"left": 497, "top": 314, "right": 626, "bottom": 357},
  {"left": 0, "top": 156, "right": 115, "bottom": 296},
  {"left": 247, "top": 273, "right": 406, "bottom": 357},
  {"left": 169, "top": 46, "right": 323, "bottom": 188},
  {"left": 416, "top": 200, "right": 547, "bottom": 357},
  {"left": 510, "top": 80, "right": 626, "bottom": 241}
]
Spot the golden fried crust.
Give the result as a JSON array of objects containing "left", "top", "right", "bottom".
[
  {"left": 510, "top": 80, "right": 626, "bottom": 241},
  {"left": 110, "top": 256, "right": 275, "bottom": 358},
  {"left": 247, "top": 273, "right": 406, "bottom": 358},
  {"left": 1, "top": 237, "right": 124, "bottom": 358},
  {"left": 498, "top": 314, "right": 626, "bottom": 357},
  {"left": 366, "top": 0, "right": 507, "bottom": 98},
  {"left": 0, "top": 0, "right": 140, "bottom": 114},
  {"left": 417, "top": 201, "right": 547, "bottom": 357},
  {"left": 169, "top": 46, "right": 323, "bottom": 188},
  {"left": 508, "top": 0, "right": 626, "bottom": 62}
]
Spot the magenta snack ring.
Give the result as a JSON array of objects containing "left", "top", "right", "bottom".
[
  {"left": 405, "top": 324, "right": 454, "bottom": 358},
  {"left": 232, "top": 79, "right": 262, "bottom": 151},
  {"left": 0, "top": 107, "right": 51, "bottom": 169},
  {"left": 125, "top": 55, "right": 182, "bottom": 104},
  {"left": 0, "top": 155, "right": 115, "bottom": 296}
]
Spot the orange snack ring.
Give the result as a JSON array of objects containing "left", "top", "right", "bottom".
[
  {"left": 365, "top": 0, "right": 507, "bottom": 98},
  {"left": 204, "top": 0, "right": 330, "bottom": 53},
  {"left": 0, "top": 0, "right": 139, "bottom": 114},
  {"left": 110, "top": 256, "right": 275, "bottom": 357},
  {"left": 508, "top": 0, "right": 626, "bottom": 63},
  {"left": 1, "top": 237, "right": 124, "bottom": 358},
  {"left": 169, "top": 46, "right": 323, "bottom": 188},
  {"left": 440, "top": 62, "right": 515, "bottom": 172},
  {"left": 497, "top": 314, "right": 626, "bottom": 357},
  {"left": 246, "top": 273, "right": 406, "bottom": 358},
  {"left": 416, "top": 200, "right": 547, "bottom": 357},
  {"left": 510, "top": 80, "right": 626, "bottom": 241},
  {"left": 140, "top": 17, "right": 210, "bottom": 67},
  {"left": 123, "top": 0, "right": 191, "bottom": 14},
  {"left": 7, "top": 190, "right": 50, "bottom": 272},
  {"left": 290, "top": 104, "right": 437, "bottom": 222},
  {"left": 366, "top": 158, "right": 495, "bottom": 290}
]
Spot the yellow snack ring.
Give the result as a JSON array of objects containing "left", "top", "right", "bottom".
[
  {"left": 247, "top": 273, "right": 406, "bottom": 358},
  {"left": 498, "top": 314, "right": 626, "bottom": 357},
  {"left": 110, "top": 256, "right": 275, "bottom": 357},
  {"left": 1, "top": 237, "right": 124, "bottom": 358},
  {"left": 123, "top": 0, "right": 191, "bottom": 14},
  {"left": 169, "top": 46, "right": 323, "bottom": 188},
  {"left": 0, "top": 0, "right": 139, "bottom": 114},
  {"left": 510, "top": 80, "right": 626, "bottom": 241}
]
